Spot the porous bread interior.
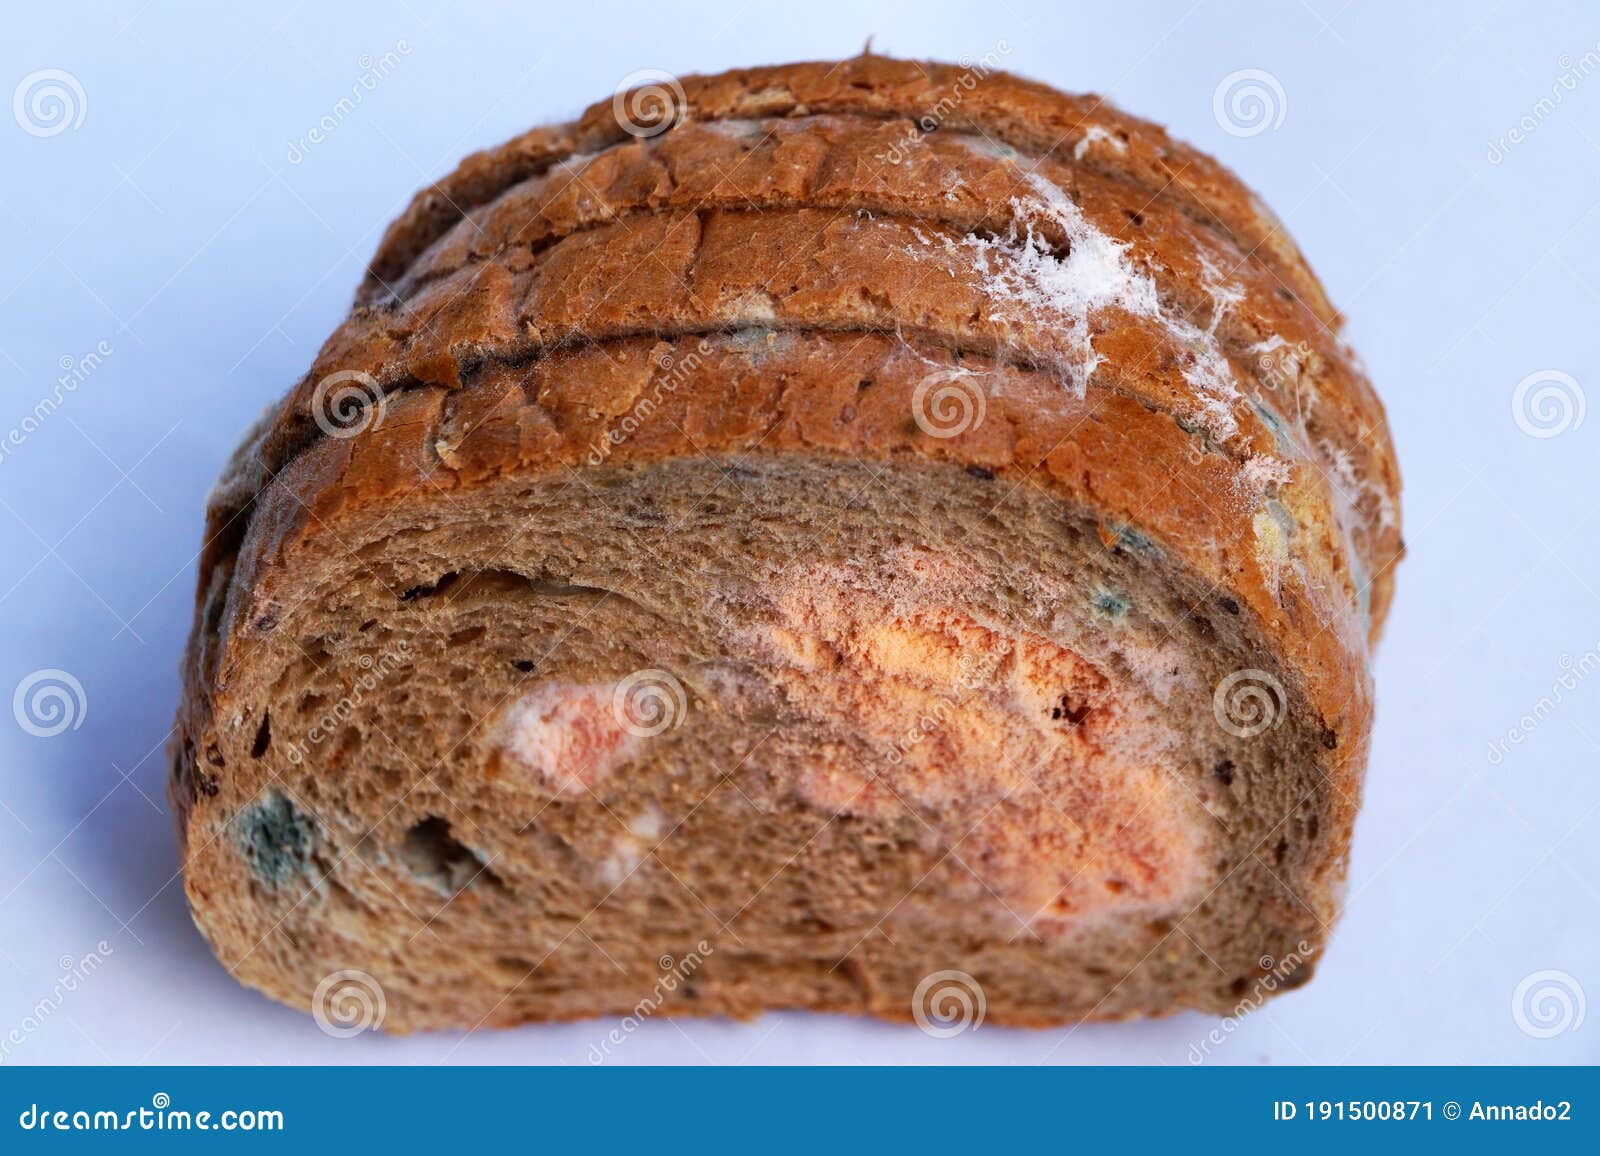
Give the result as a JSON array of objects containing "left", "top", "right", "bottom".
[{"left": 186, "top": 454, "right": 1330, "bottom": 1031}]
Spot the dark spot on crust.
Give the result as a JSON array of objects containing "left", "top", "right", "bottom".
[
  {"left": 512, "top": 659, "right": 536, "bottom": 673},
  {"left": 1213, "top": 759, "right": 1235, "bottom": 786},
  {"left": 1218, "top": 595, "right": 1240, "bottom": 615},
  {"left": 1320, "top": 727, "right": 1338, "bottom": 750},
  {"left": 965, "top": 464, "right": 995, "bottom": 480}
]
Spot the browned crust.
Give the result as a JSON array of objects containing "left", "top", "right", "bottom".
[
  {"left": 356, "top": 112, "right": 1396, "bottom": 596},
  {"left": 204, "top": 75, "right": 1402, "bottom": 640},
  {"left": 192, "top": 58, "right": 1403, "bottom": 642},
  {"left": 212, "top": 199, "right": 1396, "bottom": 627}
]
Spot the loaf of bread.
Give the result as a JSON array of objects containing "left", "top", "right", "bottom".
[{"left": 172, "top": 56, "right": 1402, "bottom": 1031}]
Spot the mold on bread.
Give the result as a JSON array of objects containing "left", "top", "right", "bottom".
[
  {"left": 235, "top": 790, "right": 316, "bottom": 888},
  {"left": 171, "top": 56, "right": 1401, "bottom": 1031}
]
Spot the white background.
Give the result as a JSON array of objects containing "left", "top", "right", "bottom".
[{"left": 0, "top": 0, "right": 1596, "bottom": 1064}]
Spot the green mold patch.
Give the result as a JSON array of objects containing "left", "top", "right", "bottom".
[
  {"left": 236, "top": 790, "right": 316, "bottom": 887},
  {"left": 1091, "top": 588, "right": 1130, "bottom": 618},
  {"left": 1251, "top": 402, "right": 1297, "bottom": 456}
]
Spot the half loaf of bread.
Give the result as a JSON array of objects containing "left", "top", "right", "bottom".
[{"left": 172, "top": 56, "right": 1402, "bottom": 1031}]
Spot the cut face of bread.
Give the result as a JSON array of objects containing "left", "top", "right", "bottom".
[
  {"left": 183, "top": 444, "right": 1332, "bottom": 1028},
  {"left": 173, "top": 57, "right": 1400, "bottom": 1031}
]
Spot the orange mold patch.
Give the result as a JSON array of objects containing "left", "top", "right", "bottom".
[{"left": 750, "top": 551, "right": 1207, "bottom": 934}]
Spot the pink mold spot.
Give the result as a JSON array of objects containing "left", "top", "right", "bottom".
[{"left": 495, "top": 682, "right": 638, "bottom": 796}]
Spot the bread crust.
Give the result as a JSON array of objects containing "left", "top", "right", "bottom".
[
  {"left": 363, "top": 56, "right": 1339, "bottom": 327},
  {"left": 351, "top": 113, "right": 1396, "bottom": 605},
  {"left": 172, "top": 56, "right": 1401, "bottom": 1027}
]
